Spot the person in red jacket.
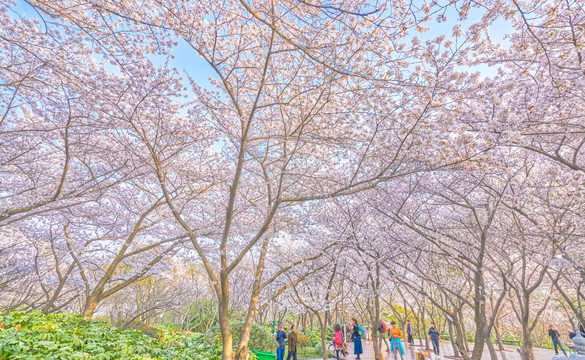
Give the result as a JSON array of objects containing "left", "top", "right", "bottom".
[
  {"left": 333, "top": 324, "right": 344, "bottom": 360},
  {"left": 378, "top": 319, "right": 390, "bottom": 352}
]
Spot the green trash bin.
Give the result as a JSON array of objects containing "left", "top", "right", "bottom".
[{"left": 252, "top": 350, "right": 277, "bottom": 360}]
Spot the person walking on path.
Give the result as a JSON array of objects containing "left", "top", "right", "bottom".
[
  {"left": 428, "top": 322, "right": 440, "bottom": 356},
  {"left": 286, "top": 325, "right": 298, "bottom": 360},
  {"left": 352, "top": 318, "right": 363, "bottom": 360},
  {"left": 406, "top": 321, "right": 414, "bottom": 346},
  {"left": 379, "top": 319, "right": 391, "bottom": 352},
  {"left": 276, "top": 325, "right": 288, "bottom": 360},
  {"left": 389, "top": 321, "right": 405, "bottom": 360},
  {"left": 549, "top": 325, "right": 567, "bottom": 356},
  {"left": 334, "top": 324, "right": 345, "bottom": 360}
]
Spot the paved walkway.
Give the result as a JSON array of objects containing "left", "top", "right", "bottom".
[{"left": 314, "top": 340, "right": 560, "bottom": 360}]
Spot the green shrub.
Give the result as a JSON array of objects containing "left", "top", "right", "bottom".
[
  {"left": 121, "top": 319, "right": 163, "bottom": 339},
  {"left": 0, "top": 311, "right": 221, "bottom": 360},
  {"left": 297, "top": 333, "right": 311, "bottom": 348},
  {"left": 313, "top": 344, "right": 324, "bottom": 356},
  {"left": 304, "top": 328, "right": 333, "bottom": 347},
  {"left": 208, "top": 320, "right": 274, "bottom": 352},
  {"left": 182, "top": 300, "right": 219, "bottom": 333}
]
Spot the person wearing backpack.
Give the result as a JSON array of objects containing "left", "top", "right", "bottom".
[
  {"left": 378, "top": 319, "right": 390, "bottom": 352},
  {"left": 333, "top": 324, "right": 345, "bottom": 360},
  {"left": 351, "top": 318, "right": 363, "bottom": 360}
]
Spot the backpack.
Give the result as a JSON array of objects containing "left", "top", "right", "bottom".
[
  {"left": 382, "top": 321, "right": 388, "bottom": 333},
  {"left": 358, "top": 326, "right": 364, "bottom": 337},
  {"left": 334, "top": 331, "right": 343, "bottom": 344}
]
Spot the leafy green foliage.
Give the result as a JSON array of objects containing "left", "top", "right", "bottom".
[
  {"left": 181, "top": 300, "right": 218, "bottom": 334},
  {"left": 295, "top": 333, "right": 315, "bottom": 359},
  {"left": 209, "top": 320, "right": 274, "bottom": 352},
  {"left": 0, "top": 311, "right": 221, "bottom": 360},
  {"left": 304, "top": 328, "right": 333, "bottom": 347},
  {"left": 296, "top": 334, "right": 311, "bottom": 348}
]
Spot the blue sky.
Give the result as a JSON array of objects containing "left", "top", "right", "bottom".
[{"left": 12, "top": 0, "right": 513, "bottom": 90}]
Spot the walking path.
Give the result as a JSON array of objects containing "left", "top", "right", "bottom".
[{"left": 307, "top": 340, "right": 560, "bottom": 360}]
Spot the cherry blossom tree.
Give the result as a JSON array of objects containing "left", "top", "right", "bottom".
[
  {"left": 16, "top": 1, "right": 494, "bottom": 359},
  {"left": 482, "top": 0, "right": 585, "bottom": 173},
  {"left": 3, "top": 2, "right": 585, "bottom": 360},
  {"left": 0, "top": 0, "right": 150, "bottom": 229},
  {"left": 368, "top": 161, "right": 517, "bottom": 360}
]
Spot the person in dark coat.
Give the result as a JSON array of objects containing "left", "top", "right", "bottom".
[
  {"left": 428, "top": 322, "right": 440, "bottom": 355},
  {"left": 352, "top": 318, "right": 363, "bottom": 360},
  {"left": 286, "top": 325, "right": 298, "bottom": 360},
  {"left": 276, "top": 325, "right": 288, "bottom": 360},
  {"left": 549, "top": 325, "right": 567, "bottom": 356},
  {"left": 569, "top": 325, "right": 585, "bottom": 339},
  {"left": 407, "top": 321, "right": 414, "bottom": 346}
]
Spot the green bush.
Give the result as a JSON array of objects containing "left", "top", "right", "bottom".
[
  {"left": 0, "top": 311, "right": 221, "bottom": 360},
  {"left": 313, "top": 344, "right": 324, "bottom": 356},
  {"left": 121, "top": 319, "right": 164, "bottom": 339},
  {"left": 304, "top": 328, "right": 333, "bottom": 347},
  {"left": 296, "top": 333, "right": 312, "bottom": 358},
  {"left": 208, "top": 320, "right": 274, "bottom": 352},
  {"left": 182, "top": 300, "right": 218, "bottom": 333},
  {"left": 306, "top": 329, "right": 321, "bottom": 346},
  {"left": 297, "top": 333, "right": 311, "bottom": 348}
]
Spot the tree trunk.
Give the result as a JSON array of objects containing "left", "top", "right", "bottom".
[
  {"left": 494, "top": 321, "right": 505, "bottom": 351},
  {"left": 452, "top": 313, "right": 470, "bottom": 360},
  {"left": 458, "top": 310, "right": 470, "bottom": 352},
  {"left": 470, "top": 289, "right": 487, "bottom": 360},
  {"left": 518, "top": 293, "right": 535, "bottom": 360},
  {"left": 235, "top": 237, "right": 274, "bottom": 360},
  {"left": 403, "top": 300, "right": 409, "bottom": 350},
  {"left": 320, "top": 314, "right": 328, "bottom": 360},
  {"left": 486, "top": 330, "right": 498, "bottom": 360},
  {"left": 519, "top": 321, "right": 534, "bottom": 360},
  {"left": 83, "top": 294, "right": 99, "bottom": 319},
  {"left": 371, "top": 318, "right": 381, "bottom": 360},
  {"left": 234, "top": 300, "right": 259, "bottom": 360},
  {"left": 448, "top": 318, "right": 460, "bottom": 357},
  {"left": 421, "top": 306, "right": 430, "bottom": 349},
  {"left": 365, "top": 260, "right": 382, "bottom": 360},
  {"left": 219, "top": 292, "right": 233, "bottom": 360},
  {"left": 418, "top": 316, "right": 423, "bottom": 346},
  {"left": 259, "top": 311, "right": 266, "bottom": 326},
  {"left": 373, "top": 266, "right": 382, "bottom": 360},
  {"left": 279, "top": 310, "right": 287, "bottom": 325}
]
